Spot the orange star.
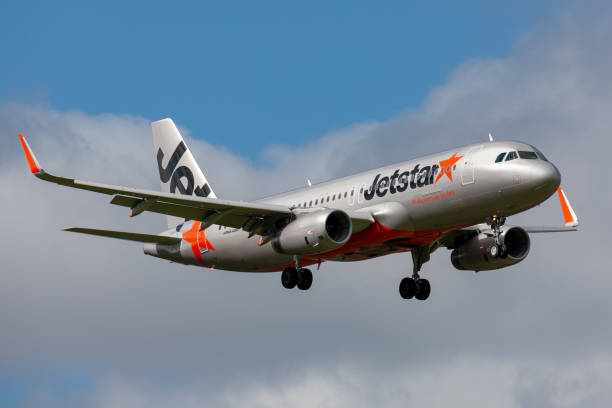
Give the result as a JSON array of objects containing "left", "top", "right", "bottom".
[{"left": 435, "top": 152, "right": 464, "bottom": 184}]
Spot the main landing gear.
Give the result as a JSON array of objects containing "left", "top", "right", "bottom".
[
  {"left": 281, "top": 257, "right": 313, "bottom": 291},
  {"left": 399, "top": 246, "right": 431, "bottom": 301},
  {"left": 487, "top": 215, "right": 508, "bottom": 259}
]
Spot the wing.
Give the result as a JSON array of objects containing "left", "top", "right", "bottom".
[
  {"left": 19, "top": 134, "right": 373, "bottom": 238},
  {"left": 521, "top": 226, "right": 578, "bottom": 233},
  {"left": 438, "top": 187, "right": 579, "bottom": 248}
]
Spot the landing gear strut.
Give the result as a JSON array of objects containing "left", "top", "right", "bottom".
[
  {"left": 399, "top": 246, "right": 431, "bottom": 301},
  {"left": 281, "top": 257, "right": 313, "bottom": 291},
  {"left": 487, "top": 215, "right": 508, "bottom": 258}
]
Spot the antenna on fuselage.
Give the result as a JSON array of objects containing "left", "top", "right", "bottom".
[
  {"left": 307, "top": 179, "right": 312, "bottom": 187},
  {"left": 488, "top": 132, "right": 494, "bottom": 142}
]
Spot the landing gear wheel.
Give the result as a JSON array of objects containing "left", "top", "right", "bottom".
[
  {"left": 499, "top": 246, "right": 508, "bottom": 259},
  {"left": 489, "top": 244, "right": 499, "bottom": 258},
  {"left": 297, "top": 268, "right": 313, "bottom": 290},
  {"left": 399, "top": 277, "right": 416, "bottom": 299},
  {"left": 281, "top": 267, "right": 298, "bottom": 289},
  {"left": 415, "top": 279, "right": 431, "bottom": 301}
]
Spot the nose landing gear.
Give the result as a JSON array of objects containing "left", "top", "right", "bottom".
[
  {"left": 399, "top": 246, "right": 431, "bottom": 301},
  {"left": 487, "top": 215, "right": 508, "bottom": 258}
]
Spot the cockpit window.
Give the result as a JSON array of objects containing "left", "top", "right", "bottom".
[
  {"left": 518, "top": 151, "right": 538, "bottom": 159},
  {"left": 495, "top": 152, "right": 506, "bottom": 163},
  {"left": 505, "top": 151, "right": 518, "bottom": 161},
  {"left": 533, "top": 148, "right": 548, "bottom": 161}
]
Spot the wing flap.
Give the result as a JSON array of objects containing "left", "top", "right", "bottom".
[{"left": 64, "top": 227, "right": 181, "bottom": 244}]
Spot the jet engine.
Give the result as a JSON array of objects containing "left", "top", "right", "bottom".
[
  {"left": 272, "top": 209, "right": 352, "bottom": 255},
  {"left": 450, "top": 226, "right": 530, "bottom": 271}
]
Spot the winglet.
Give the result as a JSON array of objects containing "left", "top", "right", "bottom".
[
  {"left": 19, "top": 134, "right": 42, "bottom": 174},
  {"left": 557, "top": 187, "right": 579, "bottom": 227}
]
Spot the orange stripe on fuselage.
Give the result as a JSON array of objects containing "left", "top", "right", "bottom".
[
  {"left": 263, "top": 222, "right": 472, "bottom": 271},
  {"left": 19, "top": 134, "right": 40, "bottom": 173}
]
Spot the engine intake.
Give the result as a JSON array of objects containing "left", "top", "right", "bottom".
[
  {"left": 272, "top": 209, "right": 352, "bottom": 255},
  {"left": 450, "top": 226, "right": 530, "bottom": 271}
]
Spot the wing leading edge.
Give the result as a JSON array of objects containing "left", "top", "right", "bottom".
[
  {"left": 19, "top": 134, "right": 373, "bottom": 239},
  {"left": 439, "top": 187, "right": 579, "bottom": 248}
]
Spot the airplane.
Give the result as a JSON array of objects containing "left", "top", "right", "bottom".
[{"left": 18, "top": 119, "right": 579, "bottom": 301}]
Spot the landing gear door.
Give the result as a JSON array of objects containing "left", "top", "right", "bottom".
[{"left": 461, "top": 146, "right": 482, "bottom": 185}]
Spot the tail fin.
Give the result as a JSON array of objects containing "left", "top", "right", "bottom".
[{"left": 152, "top": 118, "right": 216, "bottom": 228}]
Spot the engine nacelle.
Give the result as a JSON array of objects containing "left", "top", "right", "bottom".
[
  {"left": 450, "top": 226, "right": 530, "bottom": 271},
  {"left": 272, "top": 209, "right": 352, "bottom": 255}
]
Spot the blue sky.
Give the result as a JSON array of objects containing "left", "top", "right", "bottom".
[{"left": 1, "top": 1, "right": 566, "bottom": 158}]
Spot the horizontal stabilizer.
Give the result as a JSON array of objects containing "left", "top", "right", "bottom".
[{"left": 64, "top": 227, "right": 181, "bottom": 244}]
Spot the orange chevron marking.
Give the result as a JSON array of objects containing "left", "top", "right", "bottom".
[{"left": 182, "top": 221, "right": 216, "bottom": 265}]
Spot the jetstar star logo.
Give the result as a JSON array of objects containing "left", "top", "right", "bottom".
[
  {"left": 364, "top": 151, "right": 463, "bottom": 201},
  {"left": 435, "top": 152, "right": 463, "bottom": 183}
]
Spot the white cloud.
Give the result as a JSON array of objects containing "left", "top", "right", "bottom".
[
  {"left": 86, "top": 356, "right": 612, "bottom": 408},
  {"left": 2, "top": 2, "right": 612, "bottom": 407}
]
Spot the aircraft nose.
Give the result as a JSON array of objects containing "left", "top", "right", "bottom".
[{"left": 532, "top": 161, "right": 561, "bottom": 193}]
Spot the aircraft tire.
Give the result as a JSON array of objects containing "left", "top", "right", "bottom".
[
  {"left": 399, "top": 277, "right": 416, "bottom": 299},
  {"left": 296, "top": 268, "right": 313, "bottom": 290},
  {"left": 281, "top": 267, "right": 298, "bottom": 289},
  {"left": 415, "top": 279, "right": 431, "bottom": 301},
  {"left": 499, "top": 246, "right": 508, "bottom": 259}
]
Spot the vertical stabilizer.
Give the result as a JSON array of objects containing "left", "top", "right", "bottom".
[{"left": 152, "top": 118, "right": 216, "bottom": 228}]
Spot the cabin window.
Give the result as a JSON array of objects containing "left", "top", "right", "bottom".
[
  {"left": 495, "top": 152, "right": 506, "bottom": 163},
  {"left": 309, "top": 200, "right": 312, "bottom": 206},
  {"left": 351, "top": 190, "right": 354, "bottom": 196},
  {"left": 344, "top": 192, "right": 347, "bottom": 198},
  {"left": 326, "top": 196, "right": 330, "bottom": 202},
  {"left": 505, "top": 151, "right": 518, "bottom": 161},
  {"left": 315, "top": 199, "right": 318, "bottom": 205},
  {"left": 518, "top": 151, "right": 538, "bottom": 160},
  {"left": 332, "top": 194, "right": 336, "bottom": 201}
]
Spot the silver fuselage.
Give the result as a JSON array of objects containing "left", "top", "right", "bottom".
[{"left": 145, "top": 141, "right": 560, "bottom": 271}]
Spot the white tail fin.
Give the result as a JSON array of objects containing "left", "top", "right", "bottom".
[{"left": 152, "top": 118, "right": 216, "bottom": 228}]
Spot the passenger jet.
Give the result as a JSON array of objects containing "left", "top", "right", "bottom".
[{"left": 19, "top": 119, "right": 578, "bottom": 300}]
